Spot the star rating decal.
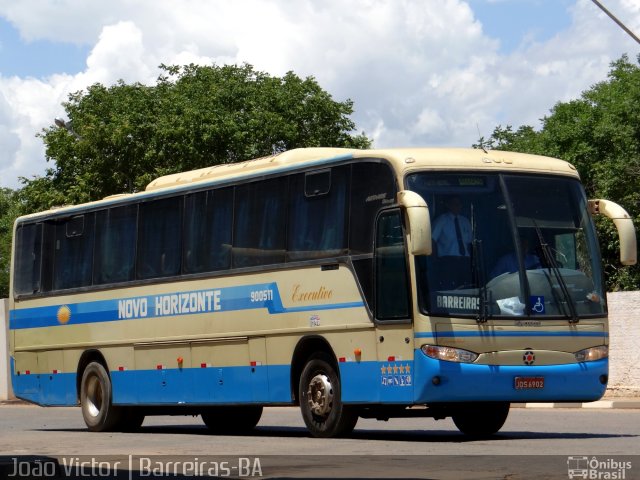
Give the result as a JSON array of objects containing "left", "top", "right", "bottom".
[{"left": 380, "top": 362, "right": 412, "bottom": 387}]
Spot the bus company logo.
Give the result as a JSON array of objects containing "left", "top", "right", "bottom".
[
  {"left": 567, "top": 456, "right": 632, "bottom": 479},
  {"left": 523, "top": 349, "right": 535, "bottom": 365},
  {"left": 57, "top": 305, "right": 71, "bottom": 324}
]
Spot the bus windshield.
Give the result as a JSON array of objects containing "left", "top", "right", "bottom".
[{"left": 406, "top": 172, "right": 606, "bottom": 320}]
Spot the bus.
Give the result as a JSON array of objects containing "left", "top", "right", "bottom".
[{"left": 8, "top": 147, "right": 637, "bottom": 438}]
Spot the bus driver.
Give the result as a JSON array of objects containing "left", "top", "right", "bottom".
[
  {"left": 431, "top": 196, "right": 472, "bottom": 257},
  {"left": 430, "top": 196, "right": 473, "bottom": 290}
]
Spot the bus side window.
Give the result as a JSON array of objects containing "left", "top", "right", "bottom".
[
  {"left": 94, "top": 205, "right": 137, "bottom": 285},
  {"left": 233, "top": 177, "right": 287, "bottom": 268},
  {"left": 14, "top": 223, "right": 43, "bottom": 295},
  {"left": 53, "top": 214, "right": 95, "bottom": 290},
  {"left": 184, "top": 187, "right": 233, "bottom": 273},
  {"left": 349, "top": 162, "right": 397, "bottom": 255},
  {"left": 287, "top": 167, "right": 348, "bottom": 261},
  {"left": 137, "top": 197, "right": 182, "bottom": 279}
]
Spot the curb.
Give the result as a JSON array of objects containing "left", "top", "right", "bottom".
[
  {"left": 0, "top": 399, "right": 30, "bottom": 406},
  {"left": 513, "top": 399, "right": 640, "bottom": 409}
]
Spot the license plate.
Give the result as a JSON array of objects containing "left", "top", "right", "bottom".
[{"left": 514, "top": 376, "right": 545, "bottom": 389}]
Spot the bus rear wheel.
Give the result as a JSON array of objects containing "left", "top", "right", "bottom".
[
  {"left": 451, "top": 402, "right": 510, "bottom": 437},
  {"left": 202, "top": 406, "right": 263, "bottom": 433},
  {"left": 299, "top": 354, "right": 358, "bottom": 438},
  {"left": 80, "top": 362, "right": 124, "bottom": 432}
]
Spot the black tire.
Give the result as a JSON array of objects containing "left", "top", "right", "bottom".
[
  {"left": 202, "top": 406, "right": 263, "bottom": 433},
  {"left": 80, "top": 362, "right": 124, "bottom": 432},
  {"left": 298, "top": 353, "right": 358, "bottom": 438},
  {"left": 451, "top": 402, "right": 510, "bottom": 437}
]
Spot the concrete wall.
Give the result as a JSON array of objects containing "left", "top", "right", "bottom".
[
  {"left": 0, "top": 293, "right": 638, "bottom": 400},
  {"left": 0, "top": 298, "right": 12, "bottom": 401},
  {"left": 605, "top": 291, "right": 640, "bottom": 397}
]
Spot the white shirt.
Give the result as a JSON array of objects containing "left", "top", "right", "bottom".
[{"left": 432, "top": 212, "right": 472, "bottom": 257}]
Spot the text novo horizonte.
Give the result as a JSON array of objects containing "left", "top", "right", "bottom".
[{"left": 118, "top": 290, "right": 222, "bottom": 320}]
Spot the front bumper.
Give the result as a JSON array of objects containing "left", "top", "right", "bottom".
[{"left": 414, "top": 351, "right": 608, "bottom": 403}]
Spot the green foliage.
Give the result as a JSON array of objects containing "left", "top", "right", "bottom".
[
  {"left": 0, "top": 188, "right": 21, "bottom": 297},
  {"left": 0, "top": 63, "right": 372, "bottom": 297},
  {"left": 27, "top": 63, "right": 371, "bottom": 210},
  {"left": 478, "top": 55, "right": 640, "bottom": 291},
  {"left": 474, "top": 125, "right": 545, "bottom": 155}
]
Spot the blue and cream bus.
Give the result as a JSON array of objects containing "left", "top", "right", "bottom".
[{"left": 9, "top": 147, "right": 636, "bottom": 437}]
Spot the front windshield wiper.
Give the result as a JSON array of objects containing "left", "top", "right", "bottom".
[
  {"left": 471, "top": 203, "right": 489, "bottom": 323},
  {"left": 533, "top": 222, "right": 579, "bottom": 324}
]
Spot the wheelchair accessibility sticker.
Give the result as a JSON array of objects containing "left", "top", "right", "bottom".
[{"left": 530, "top": 296, "right": 545, "bottom": 314}]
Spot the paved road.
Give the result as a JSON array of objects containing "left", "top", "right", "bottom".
[{"left": 0, "top": 404, "right": 638, "bottom": 478}]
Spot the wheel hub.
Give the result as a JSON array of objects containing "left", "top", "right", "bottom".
[
  {"left": 306, "top": 374, "right": 333, "bottom": 416},
  {"left": 85, "top": 375, "right": 103, "bottom": 418}
]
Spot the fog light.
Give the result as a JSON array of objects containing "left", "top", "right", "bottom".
[
  {"left": 574, "top": 346, "right": 608, "bottom": 363},
  {"left": 421, "top": 345, "right": 478, "bottom": 363}
]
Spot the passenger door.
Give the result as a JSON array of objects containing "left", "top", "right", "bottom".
[{"left": 374, "top": 210, "right": 414, "bottom": 402}]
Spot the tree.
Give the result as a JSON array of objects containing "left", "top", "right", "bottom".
[
  {"left": 478, "top": 55, "right": 640, "bottom": 291},
  {"left": 0, "top": 188, "right": 20, "bottom": 297},
  {"left": 3, "top": 63, "right": 372, "bottom": 297},
  {"left": 24, "top": 63, "right": 371, "bottom": 211}
]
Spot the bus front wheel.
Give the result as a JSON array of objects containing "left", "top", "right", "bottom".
[
  {"left": 299, "top": 354, "right": 358, "bottom": 438},
  {"left": 451, "top": 402, "right": 510, "bottom": 437},
  {"left": 80, "top": 362, "right": 124, "bottom": 432}
]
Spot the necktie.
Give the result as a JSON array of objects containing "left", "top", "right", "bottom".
[{"left": 454, "top": 216, "right": 465, "bottom": 256}]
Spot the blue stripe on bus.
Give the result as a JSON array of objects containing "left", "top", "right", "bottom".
[
  {"left": 10, "top": 361, "right": 415, "bottom": 407},
  {"left": 11, "top": 354, "right": 609, "bottom": 407},
  {"left": 9, "top": 282, "right": 365, "bottom": 330},
  {"left": 415, "top": 330, "right": 607, "bottom": 338}
]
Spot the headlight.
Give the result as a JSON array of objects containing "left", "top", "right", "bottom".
[
  {"left": 574, "top": 346, "right": 608, "bottom": 362},
  {"left": 421, "top": 344, "right": 478, "bottom": 363}
]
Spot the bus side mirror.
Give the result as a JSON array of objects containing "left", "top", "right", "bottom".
[
  {"left": 398, "top": 190, "right": 432, "bottom": 256},
  {"left": 588, "top": 199, "right": 637, "bottom": 266}
]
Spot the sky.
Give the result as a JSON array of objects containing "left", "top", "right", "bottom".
[{"left": 0, "top": 0, "right": 639, "bottom": 189}]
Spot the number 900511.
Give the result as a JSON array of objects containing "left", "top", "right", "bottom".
[{"left": 250, "top": 289, "right": 274, "bottom": 302}]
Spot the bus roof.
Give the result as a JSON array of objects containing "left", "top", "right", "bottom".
[
  {"left": 17, "top": 147, "right": 579, "bottom": 221},
  {"left": 145, "top": 147, "right": 578, "bottom": 192}
]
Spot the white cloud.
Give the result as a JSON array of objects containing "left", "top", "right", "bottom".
[
  {"left": 0, "top": 0, "right": 639, "bottom": 188},
  {"left": 0, "top": 92, "right": 22, "bottom": 178},
  {"left": 0, "top": 74, "right": 71, "bottom": 183},
  {"left": 0, "top": 0, "right": 116, "bottom": 44},
  {"left": 82, "top": 21, "right": 153, "bottom": 86}
]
